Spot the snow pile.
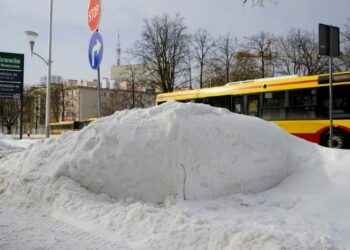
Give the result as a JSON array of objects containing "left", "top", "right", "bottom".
[
  {"left": 0, "top": 101, "right": 290, "bottom": 202},
  {"left": 1, "top": 101, "right": 350, "bottom": 249}
]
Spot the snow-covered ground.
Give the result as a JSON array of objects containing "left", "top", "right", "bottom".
[
  {"left": 0, "top": 101, "right": 350, "bottom": 249},
  {"left": 0, "top": 134, "right": 35, "bottom": 159}
]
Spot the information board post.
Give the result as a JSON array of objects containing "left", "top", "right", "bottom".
[
  {"left": 319, "top": 23, "right": 340, "bottom": 148},
  {"left": 0, "top": 52, "right": 24, "bottom": 139},
  {"left": 19, "top": 83, "right": 24, "bottom": 140},
  {"left": 329, "top": 47, "right": 333, "bottom": 148}
]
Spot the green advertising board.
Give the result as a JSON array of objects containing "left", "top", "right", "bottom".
[{"left": 0, "top": 52, "right": 24, "bottom": 100}]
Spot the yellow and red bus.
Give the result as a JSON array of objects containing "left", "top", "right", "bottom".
[
  {"left": 156, "top": 72, "right": 350, "bottom": 149},
  {"left": 50, "top": 118, "right": 97, "bottom": 135}
]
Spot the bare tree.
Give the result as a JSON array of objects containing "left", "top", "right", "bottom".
[
  {"left": 22, "top": 89, "right": 35, "bottom": 133},
  {"left": 114, "top": 60, "right": 156, "bottom": 110},
  {"left": 0, "top": 100, "right": 20, "bottom": 134},
  {"left": 275, "top": 35, "right": 301, "bottom": 75},
  {"left": 132, "top": 13, "right": 189, "bottom": 93},
  {"left": 202, "top": 59, "right": 223, "bottom": 87},
  {"left": 191, "top": 28, "right": 215, "bottom": 88},
  {"left": 127, "top": 64, "right": 137, "bottom": 108},
  {"left": 51, "top": 83, "right": 69, "bottom": 122},
  {"left": 184, "top": 44, "right": 193, "bottom": 89},
  {"left": 123, "top": 63, "right": 152, "bottom": 108},
  {"left": 216, "top": 33, "right": 238, "bottom": 83},
  {"left": 24, "top": 87, "right": 45, "bottom": 134},
  {"left": 275, "top": 29, "right": 328, "bottom": 76},
  {"left": 241, "top": 32, "right": 275, "bottom": 78},
  {"left": 231, "top": 51, "right": 260, "bottom": 81},
  {"left": 339, "top": 19, "right": 350, "bottom": 70}
]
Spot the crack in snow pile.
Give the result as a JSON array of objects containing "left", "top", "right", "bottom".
[{"left": 1, "top": 101, "right": 350, "bottom": 249}]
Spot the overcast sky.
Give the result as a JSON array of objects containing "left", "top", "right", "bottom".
[{"left": 1, "top": 0, "right": 349, "bottom": 85}]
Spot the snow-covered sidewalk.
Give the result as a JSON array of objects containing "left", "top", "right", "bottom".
[{"left": 0, "top": 194, "right": 124, "bottom": 249}]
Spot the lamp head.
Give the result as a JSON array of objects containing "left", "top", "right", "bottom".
[{"left": 24, "top": 31, "right": 39, "bottom": 53}]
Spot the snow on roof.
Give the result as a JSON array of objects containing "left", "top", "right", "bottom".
[{"left": 225, "top": 75, "right": 300, "bottom": 85}]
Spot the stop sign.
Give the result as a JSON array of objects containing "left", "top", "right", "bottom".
[{"left": 87, "top": 0, "right": 101, "bottom": 32}]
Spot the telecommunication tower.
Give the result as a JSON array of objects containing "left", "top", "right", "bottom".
[{"left": 116, "top": 33, "right": 121, "bottom": 66}]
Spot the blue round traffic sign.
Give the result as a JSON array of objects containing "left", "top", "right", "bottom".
[{"left": 88, "top": 32, "right": 103, "bottom": 70}]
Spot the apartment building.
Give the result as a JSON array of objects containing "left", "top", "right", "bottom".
[{"left": 64, "top": 86, "right": 118, "bottom": 121}]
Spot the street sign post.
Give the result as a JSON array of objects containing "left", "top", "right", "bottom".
[
  {"left": 0, "top": 52, "right": 24, "bottom": 139},
  {"left": 88, "top": 31, "right": 103, "bottom": 118},
  {"left": 319, "top": 23, "right": 340, "bottom": 148},
  {"left": 87, "top": 0, "right": 102, "bottom": 118},
  {"left": 87, "top": 0, "right": 101, "bottom": 32},
  {"left": 88, "top": 32, "right": 103, "bottom": 70},
  {"left": 319, "top": 24, "right": 340, "bottom": 57}
]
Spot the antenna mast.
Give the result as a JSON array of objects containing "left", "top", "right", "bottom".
[{"left": 116, "top": 33, "right": 121, "bottom": 66}]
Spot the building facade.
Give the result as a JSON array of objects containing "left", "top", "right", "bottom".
[{"left": 64, "top": 86, "right": 118, "bottom": 121}]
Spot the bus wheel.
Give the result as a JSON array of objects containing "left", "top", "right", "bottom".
[{"left": 322, "top": 130, "right": 348, "bottom": 149}]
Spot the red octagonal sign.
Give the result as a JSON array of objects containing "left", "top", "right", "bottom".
[{"left": 87, "top": 0, "right": 101, "bottom": 32}]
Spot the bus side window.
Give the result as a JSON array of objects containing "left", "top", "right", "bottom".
[
  {"left": 333, "top": 85, "right": 350, "bottom": 119},
  {"left": 316, "top": 87, "right": 329, "bottom": 119},
  {"left": 195, "top": 98, "right": 205, "bottom": 104},
  {"left": 317, "top": 85, "right": 350, "bottom": 119},
  {"left": 247, "top": 95, "right": 260, "bottom": 117},
  {"left": 232, "top": 96, "right": 243, "bottom": 114},
  {"left": 288, "top": 89, "right": 316, "bottom": 120},
  {"left": 205, "top": 96, "right": 231, "bottom": 111},
  {"left": 73, "top": 121, "right": 81, "bottom": 130},
  {"left": 262, "top": 91, "right": 286, "bottom": 121}
]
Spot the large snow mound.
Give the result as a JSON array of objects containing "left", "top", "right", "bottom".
[{"left": 0, "top": 102, "right": 291, "bottom": 202}]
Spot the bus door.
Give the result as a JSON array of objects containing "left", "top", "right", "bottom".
[
  {"left": 231, "top": 96, "right": 244, "bottom": 114},
  {"left": 247, "top": 94, "right": 260, "bottom": 117}
]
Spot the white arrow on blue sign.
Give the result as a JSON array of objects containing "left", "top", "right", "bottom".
[{"left": 88, "top": 31, "right": 103, "bottom": 70}]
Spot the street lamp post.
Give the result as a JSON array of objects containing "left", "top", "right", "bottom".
[{"left": 25, "top": 0, "right": 53, "bottom": 138}]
